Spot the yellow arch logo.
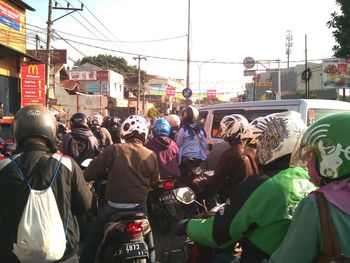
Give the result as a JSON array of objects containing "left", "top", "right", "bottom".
[{"left": 27, "top": 65, "right": 39, "bottom": 75}]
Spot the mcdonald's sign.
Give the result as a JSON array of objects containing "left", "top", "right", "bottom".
[{"left": 21, "top": 64, "right": 45, "bottom": 106}]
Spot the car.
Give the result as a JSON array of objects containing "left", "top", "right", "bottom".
[
  {"left": 0, "top": 118, "right": 14, "bottom": 144},
  {"left": 199, "top": 99, "right": 350, "bottom": 169}
]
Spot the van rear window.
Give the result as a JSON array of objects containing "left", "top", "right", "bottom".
[
  {"left": 307, "top": 108, "right": 350, "bottom": 125},
  {"left": 211, "top": 109, "right": 286, "bottom": 138}
]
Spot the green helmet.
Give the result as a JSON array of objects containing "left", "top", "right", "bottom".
[{"left": 299, "top": 112, "right": 350, "bottom": 179}]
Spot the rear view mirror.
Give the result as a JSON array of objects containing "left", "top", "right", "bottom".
[{"left": 173, "top": 187, "right": 196, "bottom": 204}]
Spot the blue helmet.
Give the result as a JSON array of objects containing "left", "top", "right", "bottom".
[{"left": 153, "top": 119, "right": 171, "bottom": 137}]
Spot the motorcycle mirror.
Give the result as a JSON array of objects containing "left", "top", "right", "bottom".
[
  {"left": 81, "top": 158, "right": 93, "bottom": 168},
  {"left": 173, "top": 187, "right": 196, "bottom": 204}
]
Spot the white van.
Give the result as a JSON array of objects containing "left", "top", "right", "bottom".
[{"left": 198, "top": 99, "right": 350, "bottom": 169}]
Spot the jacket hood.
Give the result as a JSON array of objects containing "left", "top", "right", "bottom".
[{"left": 147, "top": 135, "right": 171, "bottom": 150}]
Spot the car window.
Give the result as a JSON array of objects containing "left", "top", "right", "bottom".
[
  {"left": 307, "top": 108, "right": 350, "bottom": 125},
  {"left": 0, "top": 124, "right": 12, "bottom": 140},
  {"left": 211, "top": 110, "right": 245, "bottom": 138},
  {"left": 245, "top": 109, "right": 288, "bottom": 122}
]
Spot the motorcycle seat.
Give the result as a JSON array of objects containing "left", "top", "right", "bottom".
[{"left": 109, "top": 211, "right": 148, "bottom": 222}]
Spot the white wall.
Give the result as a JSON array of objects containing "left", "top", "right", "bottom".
[{"left": 109, "top": 70, "right": 124, "bottom": 99}]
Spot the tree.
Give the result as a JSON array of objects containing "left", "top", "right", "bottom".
[
  {"left": 75, "top": 54, "right": 149, "bottom": 97},
  {"left": 147, "top": 107, "right": 159, "bottom": 118},
  {"left": 200, "top": 97, "right": 224, "bottom": 105},
  {"left": 327, "top": 1, "right": 350, "bottom": 57}
]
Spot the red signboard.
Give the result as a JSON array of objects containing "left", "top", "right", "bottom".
[
  {"left": 21, "top": 64, "right": 46, "bottom": 107},
  {"left": 97, "top": 70, "right": 109, "bottom": 81},
  {"left": 207, "top": 89, "right": 216, "bottom": 99},
  {"left": 166, "top": 86, "right": 176, "bottom": 96},
  {"left": 27, "top": 50, "right": 67, "bottom": 64}
]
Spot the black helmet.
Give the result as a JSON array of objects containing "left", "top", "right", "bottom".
[
  {"left": 12, "top": 105, "right": 57, "bottom": 151},
  {"left": 70, "top": 112, "right": 89, "bottom": 128}
]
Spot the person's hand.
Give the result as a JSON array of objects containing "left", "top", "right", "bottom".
[
  {"left": 192, "top": 178, "right": 202, "bottom": 186},
  {"left": 196, "top": 211, "right": 215, "bottom": 219}
]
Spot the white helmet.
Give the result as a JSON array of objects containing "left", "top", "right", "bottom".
[
  {"left": 241, "top": 117, "right": 264, "bottom": 140},
  {"left": 256, "top": 111, "right": 306, "bottom": 165},
  {"left": 165, "top": 114, "right": 181, "bottom": 128},
  {"left": 120, "top": 115, "right": 149, "bottom": 140},
  {"left": 182, "top": 106, "right": 199, "bottom": 123},
  {"left": 91, "top": 113, "right": 103, "bottom": 126},
  {"left": 219, "top": 114, "right": 249, "bottom": 140}
]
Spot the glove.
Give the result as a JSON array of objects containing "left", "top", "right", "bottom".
[{"left": 175, "top": 219, "right": 190, "bottom": 236}]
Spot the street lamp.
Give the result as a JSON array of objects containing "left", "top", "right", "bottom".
[{"left": 197, "top": 59, "right": 214, "bottom": 106}]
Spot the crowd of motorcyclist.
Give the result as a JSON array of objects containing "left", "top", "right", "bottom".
[{"left": 0, "top": 103, "right": 350, "bottom": 263}]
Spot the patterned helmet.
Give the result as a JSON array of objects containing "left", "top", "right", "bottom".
[
  {"left": 256, "top": 111, "right": 306, "bottom": 165},
  {"left": 241, "top": 117, "right": 264, "bottom": 140},
  {"left": 219, "top": 114, "right": 249, "bottom": 140},
  {"left": 91, "top": 113, "right": 103, "bottom": 126},
  {"left": 120, "top": 115, "right": 149, "bottom": 140},
  {"left": 153, "top": 119, "right": 171, "bottom": 137},
  {"left": 294, "top": 112, "right": 350, "bottom": 179},
  {"left": 165, "top": 114, "right": 181, "bottom": 128}
]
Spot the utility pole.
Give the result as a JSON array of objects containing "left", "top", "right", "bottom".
[
  {"left": 45, "top": 1, "right": 83, "bottom": 106},
  {"left": 45, "top": 0, "right": 53, "bottom": 107},
  {"left": 185, "top": 0, "right": 191, "bottom": 107},
  {"left": 133, "top": 55, "right": 146, "bottom": 115},
  {"left": 285, "top": 30, "right": 293, "bottom": 69},
  {"left": 305, "top": 34, "right": 309, "bottom": 99}
]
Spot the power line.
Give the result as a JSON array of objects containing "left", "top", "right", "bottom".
[{"left": 76, "top": 0, "right": 123, "bottom": 43}]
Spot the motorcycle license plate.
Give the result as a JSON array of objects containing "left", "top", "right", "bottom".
[
  {"left": 123, "top": 242, "right": 148, "bottom": 259},
  {"left": 159, "top": 193, "right": 176, "bottom": 204}
]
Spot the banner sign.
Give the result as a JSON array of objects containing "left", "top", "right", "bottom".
[
  {"left": 70, "top": 71, "right": 97, "bottom": 81},
  {"left": 150, "top": 85, "right": 166, "bottom": 96},
  {"left": 0, "top": 1, "right": 20, "bottom": 31},
  {"left": 27, "top": 49, "right": 67, "bottom": 64},
  {"left": 207, "top": 89, "right": 216, "bottom": 99},
  {"left": 166, "top": 86, "right": 176, "bottom": 96},
  {"left": 323, "top": 58, "right": 350, "bottom": 89},
  {"left": 79, "top": 81, "right": 109, "bottom": 95},
  {"left": 245, "top": 82, "right": 273, "bottom": 87},
  {"left": 21, "top": 64, "right": 46, "bottom": 106}
]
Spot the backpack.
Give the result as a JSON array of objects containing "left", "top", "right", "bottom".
[
  {"left": 70, "top": 135, "right": 96, "bottom": 166},
  {"left": 10, "top": 156, "right": 67, "bottom": 263}
]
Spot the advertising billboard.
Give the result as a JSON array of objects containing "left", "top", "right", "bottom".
[
  {"left": 323, "top": 58, "right": 350, "bottom": 89},
  {"left": 207, "top": 89, "right": 216, "bottom": 99},
  {"left": 21, "top": 64, "right": 46, "bottom": 106}
]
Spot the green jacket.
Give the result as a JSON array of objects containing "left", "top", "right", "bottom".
[{"left": 186, "top": 167, "right": 316, "bottom": 256}]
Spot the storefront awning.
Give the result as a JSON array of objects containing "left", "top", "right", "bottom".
[{"left": 0, "top": 43, "right": 42, "bottom": 62}]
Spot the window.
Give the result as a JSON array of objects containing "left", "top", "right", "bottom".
[
  {"left": 211, "top": 110, "right": 244, "bottom": 138},
  {"left": 198, "top": 111, "right": 208, "bottom": 130},
  {"left": 307, "top": 108, "right": 350, "bottom": 125},
  {"left": 244, "top": 109, "right": 287, "bottom": 122}
]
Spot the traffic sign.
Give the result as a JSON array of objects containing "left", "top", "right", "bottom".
[
  {"left": 243, "top": 57, "right": 255, "bottom": 69},
  {"left": 182, "top": 88, "right": 192, "bottom": 98}
]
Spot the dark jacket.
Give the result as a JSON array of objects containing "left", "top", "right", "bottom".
[
  {"left": 62, "top": 127, "right": 101, "bottom": 167},
  {"left": 0, "top": 143, "right": 92, "bottom": 262},
  {"left": 145, "top": 135, "right": 181, "bottom": 179},
  {"left": 199, "top": 142, "right": 260, "bottom": 200},
  {"left": 84, "top": 138, "right": 160, "bottom": 204}
]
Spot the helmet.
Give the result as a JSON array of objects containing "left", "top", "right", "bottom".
[
  {"left": 257, "top": 111, "right": 306, "bottom": 165},
  {"left": 293, "top": 112, "right": 350, "bottom": 180},
  {"left": 182, "top": 106, "right": 199, "bottom": 124},
  {"left": 110, "top": 117, "right": 121, "bottom": 127},
  {"left": 241, "top": 117, "right": 264, "bottom": 140},
  {"left": 12, "top": 105, "right": 57, "bottom": 151},
  {"left": 153, "top": 119, "right": 171, "bottom": 137},
  {"left": 165, "top": 114, "right": 181, "bottom": 128},
  {"left": 120, "top": 115, "right": 149, "bottom": 140},
  {"left": 70, "top": 112, "right": 89, "bottom": 128},
  {"left": 219, "top": 114, "right": 249, "bottom": 140},
  {"left": 91, "top": 113, "right": 103, "bottom": 126}
]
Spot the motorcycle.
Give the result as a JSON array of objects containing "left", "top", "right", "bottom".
[
  {"left": 0, "top": 137, "right": 15, "bottom": 157},
  {"left": 97, "top": 211, "right": 153, "bottom": 263},
  {"left": 174, "top": 187, "right": 240, "bottom": 263},
  {"left": 147, "top": 177, "right": 178, "bottom": 234},
  {"left": 81, "top": 159, "right": 155, "bottom": 263}
]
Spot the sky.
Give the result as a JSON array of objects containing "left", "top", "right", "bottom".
[{"left": 24, "top": 0, "right": 341, "bottom": 97}]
